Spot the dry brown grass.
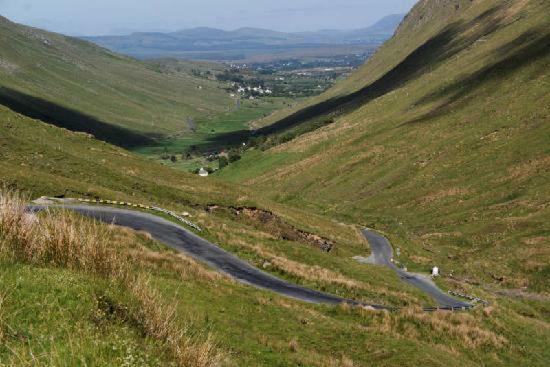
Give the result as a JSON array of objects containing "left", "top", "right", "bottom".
[
  {"left": 0, "top": 190, "right": 224, "bottom": 366},
  {"left": 128, "top": 244, "right": 224, "bottom": 283},
  {"left": 500, "top": 155, "right": 550, "bottom": 183},
  {"left": 0, "top": 190, "right": 126, "bottom": 279},
  {"left": 232, "top": 238, "right": 418, "bottom": 303},
  {"left": 358, "top": 307, "right": 507, "bottom": 349},
  {"left": 129, "top": 276, "right": 222, "bottom": 367},
  {"left": 339, "top": 356, "right": 355, "bottom": 367},
  {"left": 421, "top": 187, "right": 469, "bottom": 204},
  {"left": 288, "top": 338, "right": 299, "bottom": 352},
  {"left": 0, "top": 292, "right": 5, "bottom": 342}
]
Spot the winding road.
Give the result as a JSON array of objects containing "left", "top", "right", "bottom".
[
  {"left": 362, "top": 230, "right": 471, "bottom": 309},
  {"left": 28, "top": 204, "right": 471, "bottom": 311}
]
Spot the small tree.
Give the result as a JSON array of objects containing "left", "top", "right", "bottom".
[
  {"left": 170, "top": 155, "right": 177, "bottom": 163},
  {"left": 218, "top": 156, "right": 229, "bottom": 169},
  {"left": 161, "top": 147, "right": 170, "bottom": 160},
  {"left": 229, "top": 151, "right": 241, "bottom": 163}
]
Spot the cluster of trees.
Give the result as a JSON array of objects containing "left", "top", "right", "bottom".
[
  {"left": 217, "top": 150, "right": 241, "bottom": 170},
  {"left": 191, "top": 68, "right": 213, "bottom": 79},
  {"left": 160, "top": 149, "right": 193, "bottom": 163},
  {"left": 160, "top": 150, "right": 179, "bottom": 163},
  {"left": 160, "top": 145, "right": 242, "bottom": 174},
  {"left": 216, "top": 71, "right": 245, "bottom": 83}
]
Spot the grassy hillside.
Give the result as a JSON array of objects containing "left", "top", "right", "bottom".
[
  {"left": 3, "top": 190, "right": 548, "bottom": 366},
  {"left": 0, "top": 89, "right": 547, "bottom": 365},
  {"left": 0, "top": 111, "right": 547, "bottom": 365},
  {"left": 1, "top": 0, "right": 549, "bottom": 365},
  {"left": 220, "top": 0, "right": 550, "bottom": 295},
  {"left": 0, "top": 16, "right": 232, "bottom": 146},
  {"left": 0, "top": 103, "right": 435, "bottom": 306}
]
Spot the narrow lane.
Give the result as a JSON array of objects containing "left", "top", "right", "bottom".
[
  {"left": 28, "top": 205, "right": 390, "bottom": 309},
  {"left": 28, "top": 204, "right": 470, "bottom": 310},
  {"left": 362, "top": 230, "right": 471, "bottom": 309}
]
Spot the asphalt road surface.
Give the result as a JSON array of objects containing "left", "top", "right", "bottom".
[
  {"left": 28, "top": 205, "right": 390, "bottom": 310},
  {"left": 362, "top": 230, "right": 471, "bottom": 309},
  {"left": 28, "top": 204, "right": 470, "bottom": 310}
]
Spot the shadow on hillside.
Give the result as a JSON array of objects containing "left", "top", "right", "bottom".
[
  {"left": 247, "top": 3, "right": 510, "bottom": 136},
  {"left": 405, "top": 28, "right": 550, "bottom": 125},
  {"left": 0, "top": 87, "right": 157, "bottom": 147},
  {"left": 194, "top": 129, "right": 252, "bottom": 152},
  {"left": 152, "top": 3, "right": 517, "bottom": 151}
]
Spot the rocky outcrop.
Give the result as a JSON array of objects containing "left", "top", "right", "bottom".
[{"left": 207, "top": 205, "right": 334, "bottom": 252}]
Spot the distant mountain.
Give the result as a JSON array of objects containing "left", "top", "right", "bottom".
[
  {"left": 355, "top": 14, "right": 405, "bottom": 35},
  {"left": 83, "top": 14, "right": 405, "bottom": 60},
  {"left": 293, "top": 14, "right": 404, "bottom": 43}
]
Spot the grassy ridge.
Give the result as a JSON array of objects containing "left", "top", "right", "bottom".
[
  {"left": 0, "top": 16, "right": 232, "bottom": 146},
  {"left": 219, "top": 0, "right": 550, "bottom": 293},
  {"left": 0, "top": 104, "right": 431, "bottom": 307},
  {"left": 252, "top": 0, "right": 484, "bottom": 130},
  {"left": 0, "top": 55, "right": 548, "bottom": 367},
  {"left": 2, "top": 190, "right": 549, "bottom": 366},
  {"left": 0, "top": 0, "right": 549, "bottom": 364}
]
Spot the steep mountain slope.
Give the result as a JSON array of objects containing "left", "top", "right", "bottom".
[
  {"left": 0, "top": 16, "right": 231, "bottom": 146},
  {"left": 1, "top": 103, "right": 430, "bottom": 307},
  {"left": 220, "top": 0, "right": 550, "bottom": 293},
  {"left": 1, "top": 1, "right": 550, "bottom": 364},
  {"left": 1, "top": 103, "right": 549, "bottom": 367},
  {"left": 0, "top": 106, "right": 487, "bottom": 367}
]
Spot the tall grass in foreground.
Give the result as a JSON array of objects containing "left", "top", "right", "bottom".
[
  {"left": 131, "top": 276, "right": 221, "bottom": 367},
  {"left": 0, "top": 190, "right": 126, "bottom": 278},
  {"left": 0, "top": 190, "right": 222, "bottom": 367},
  {"left": 0, "top": 292, "right": 5, "bottom": 343}
]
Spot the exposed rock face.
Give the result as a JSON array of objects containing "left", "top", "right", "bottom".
[
  {"left": 206, "top": 205, "right": 334, "bottom": 252},
  {"left": 233, "top": 207, "right": 335, "bottom": 252}
]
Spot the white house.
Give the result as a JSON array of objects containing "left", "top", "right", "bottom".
[
  {"left": 198, "top": 167, "right": 209, "bottom": 177},
  {"left": 431, "top": 266, "right": 440, "bottom": 277}
]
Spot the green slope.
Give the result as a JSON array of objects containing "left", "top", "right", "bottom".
[
  {"left": 0, "top": 103, "right": 430, "bottom": 305},
  {"left": 1, "top": 105, "right": 549, "bottom": 366},
  {"left": 0, "top": 16, "right": 232, "bottom": 146},
  {"left": 220, "top": 0, "right": 550, "bottom": 293},
  {"left": 1, "top": 1, "right": 550, "bottom": 365}
]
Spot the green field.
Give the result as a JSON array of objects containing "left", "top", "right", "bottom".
[{"left": 132, "top": 97, "right": 294, "bottom": 171}]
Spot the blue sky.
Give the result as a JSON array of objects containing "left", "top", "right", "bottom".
[{"left": 0, "top": 0, "right": 417, "bottom": 36}]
